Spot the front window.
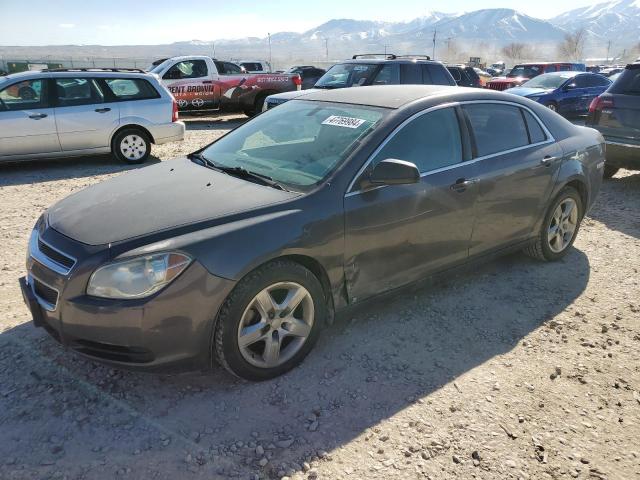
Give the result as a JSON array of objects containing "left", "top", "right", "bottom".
[
  {"left": 199, "top": 100, "right": 385, "bottom": 191},
  {"left": 163, "top": 60, "right": 208, "bottom": 80},
  {"left": 315, "top": 63, "right": 379, "bottom": 89},
  {"left": 522, "top": 73, "right": 575, "bottom": 90},
  {"left": 507, "top": 65, "right": 543, "bottom": 78},
  {"left": 0, "top": 79, "right": 47, "bottom": 110}
]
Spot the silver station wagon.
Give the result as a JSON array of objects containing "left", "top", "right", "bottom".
[{"left": 0, "top": 68, "right": 185, "bottom": 164}]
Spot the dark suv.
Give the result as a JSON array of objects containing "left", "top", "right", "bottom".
[
  {"left": 586, "top": 63, "right": 640, "bottom": 178},
  {"left": 264, "top": 54, "right": 456, "bottom": 110},
  {"left": 446, "top": 65, "right": 482, "bottom": 88}
]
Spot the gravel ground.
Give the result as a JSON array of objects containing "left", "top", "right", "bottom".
[{"left": 0, "top": 115, "right": 639, "bottom": 480}]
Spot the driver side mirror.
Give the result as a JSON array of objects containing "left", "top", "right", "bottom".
[
  {"left": 564, "top": 83, "right": 577, "bottom": 90},
  {"left": 361, "top": 159, "right": 420, "bottom": 190}
]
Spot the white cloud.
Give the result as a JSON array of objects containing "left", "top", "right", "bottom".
[{"left": 58, "top": 23, "right": 76, "bottom": 28}]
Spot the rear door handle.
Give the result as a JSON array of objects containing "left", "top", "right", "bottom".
[
  {"left": 95, "top": 107, "right": 111, "bottom": 113},
  {"left": 541, "top": 155, "right": 559, "bottom": 166},
  {"left": 202, "top": 81, "right": 212, "bottom": 84},
  {"left": 28, "top": 113, "right": 47, "bottom": 120},
  {"left": 450, "top": 178, "right": 478, "bottom": 192}
]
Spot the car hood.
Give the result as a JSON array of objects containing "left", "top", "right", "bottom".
[
  {"left": 490, "top": 76, "right": 528, "bottom": 83},
  {"left": 505, "top": 87, "right": 552, "bottom": 97},
  {"left": 267, "top": 89, "right": 319, "bottom": 101},
  {"left": 48, "top": 158, "right": 299, "bottom": 246}
]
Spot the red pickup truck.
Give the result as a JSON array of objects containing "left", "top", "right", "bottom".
[
  {"left": 149, "top": 56, "right": 301, "bottom": 116},
  {"left": 487, "top": 62, "right": 586, "bottom": 91}
]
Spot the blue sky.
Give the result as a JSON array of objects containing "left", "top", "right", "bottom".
[{"left": 1, "top": 0, "right": 600, "bottom": 45}]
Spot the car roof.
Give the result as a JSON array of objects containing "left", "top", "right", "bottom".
[
  {"left": 513, "top": 62, "right": 583, "bottom": 66},
  {"left": 299, "top": 84, "right": 512, "bottom": 109},
  {"left": 340, "top": 58, "right": 442, "bottom": 66},
  {"left": 0, "top": 69, "right": 152, "bottom": 81}
]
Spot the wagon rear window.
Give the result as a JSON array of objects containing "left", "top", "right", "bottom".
[{"left": 103, "top": 78, "right": 159, "bottom": 101}]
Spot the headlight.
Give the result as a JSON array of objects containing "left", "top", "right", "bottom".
[{"left": 87, "top": 252, "right": 192, "bottom": 299}]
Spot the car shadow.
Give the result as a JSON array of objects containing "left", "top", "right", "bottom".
[
  {"left": 0, "top": 248, "right": 590, "bottom": 479},
  {"left": 587, "top": 171, "right": 640, "bottom": 239},
  {"left": 182, "top": 116, "right": 246, "bottom": 132},
  {"left": 0, "top": 154, "right": 161, "bottom": 187}
]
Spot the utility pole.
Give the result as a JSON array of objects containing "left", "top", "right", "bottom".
[
  {"left": 383, "top": 44, "right": 391, "bottom": 56},
  {"left": 445, "top": 37, "right": 452, "bottom": 61},
  {"left": 606, "top": 40, "right": 611, "bottom": 64},
  {"left": 268, "top": 33, "right": 272, "bottom": 67},
  {"left": 324, "top": 38, "right": 329, "bottom": 61},
  {"left": 212, "top": 42, "right": 216, "bottom": 58},
  {"left": 432, "top": 28, "right": 437, "bottom": 60}
]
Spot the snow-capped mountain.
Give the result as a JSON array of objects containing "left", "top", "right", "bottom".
[
  {"left": 427, "top": 9, "right": 566, "bottom": 43},
  {"left": 551, "top": 0, "right": 640, "bottom": 39}
]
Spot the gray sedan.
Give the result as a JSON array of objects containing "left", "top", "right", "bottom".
[{"left": 20, "top": 85, "right": 604, "bottom": 380}]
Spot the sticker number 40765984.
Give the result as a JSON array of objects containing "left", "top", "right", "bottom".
[{"left": 322, "top": 115, "right": 367, "bottom": 128}]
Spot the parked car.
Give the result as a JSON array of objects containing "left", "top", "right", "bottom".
[
  {"left": 238, "top": 60, "right": 272, "bottom": 73},
  {"left": 149, "top": 56, "right": 301, "bottom": 116},
  {"left": 600, "top": 67, "right": 624, "bottom": 77},
  {"left": 587, "top": 63, "right": 640, "bottom": 178},
  {"left": 505, "top": 72, "right": 611, "bottom": 117},
  {"left": 20, "top": 85, "right": 604, "bottom": 380},
  {"left": 489, "top": 61, "right": 507, "bottom": 75},
  {"left": 263, "top": 54, "right": 455, "bottom": 110},
  {"left": 285, "top": 65, "right": 327, "bottom": 89},
  {"left": 0, "top": 68, "right": 184, "bottom": 164},
  {"left": 474, "top": 68, "right": 493, "bottom": 87},
  {"left": 487, "top": 62, "right": 586, "bottom": 91},
  {"left": 446, "top": 65, "right": 482, "bottom": 88}
]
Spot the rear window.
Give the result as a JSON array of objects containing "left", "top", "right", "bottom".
[
  {"left": 425, "top": 64, "right": 455, "bottom": 85},
  {"left": 103, "top": 78, "right": 160, "bottom": 101},
  {"left": 610, "top": 68, "right": 640, "bottom": 95},
  {"left": 241, "top": 62, "right": 263, "bottom": 71},
  {"left": 464, "top": 104, "right": 530, "bottom": 157}
]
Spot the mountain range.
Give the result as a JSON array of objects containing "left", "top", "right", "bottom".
[{"left": 1, "top": 1, "right": 638, "bottom": 67}]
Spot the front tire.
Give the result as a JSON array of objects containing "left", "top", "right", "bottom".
[
  {"left": 524, "top": 186, "right": 583, "bottom": 262},
  {"left": 213, "top": 260, "right": 326, "bottom": 381},
  {"left": 112, "top": 128, "right": 151, "bottom": 164}
]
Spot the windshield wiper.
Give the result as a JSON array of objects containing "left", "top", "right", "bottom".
[{"left": 188, "top": 153, "right": 288, "bottom": 191}]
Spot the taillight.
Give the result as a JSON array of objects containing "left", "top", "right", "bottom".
[
  {"left": 171, "top": 98, "right": 179, "bottom": 122},
  {"left": 589, "top": 95, "right": 614, "bottom": 113},
  {"left": 292, "top": 74, "right": 302, "bottom": 89}
]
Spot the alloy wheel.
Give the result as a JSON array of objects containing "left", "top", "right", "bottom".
[
  {"left": 547, "top": 198, "right": 578, "bottom": 253},
  {"left": 237, "top": 282, "right": 314, "bottom": 368}
]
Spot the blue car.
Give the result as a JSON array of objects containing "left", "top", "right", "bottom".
[{"left": 505, "top": 72, "right": 611, "bottom": 117}]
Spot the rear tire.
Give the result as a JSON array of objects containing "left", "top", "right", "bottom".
[
  {"left": 213, "top": 260, "right": 326, "bottom": 381},
  {"left": 524, "top": 186, "right": 583, "bottom": 262},
  {"left": 244, "top": 93, "right": 268, "bottom": 117},
  {"left": 603, "top": 165, "right": 619, "bottom": 179},
  {"left": 111, "top": 128, "right": 151, "bottom": 164}
]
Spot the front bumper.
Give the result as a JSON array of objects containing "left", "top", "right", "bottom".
[{"left": 21, "top": 227, "right": 235, "bottom": 372}]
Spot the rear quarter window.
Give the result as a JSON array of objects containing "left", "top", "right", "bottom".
[
  {"left": 103, "top": 78, "right": 160, "bottom": 101},
  {"left": 610, "top": 69, "right": 640, "bottom": 95}
]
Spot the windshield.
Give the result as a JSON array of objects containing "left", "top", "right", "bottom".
[
  {"left": 522, "top": 72, "right": 574, "bottom": 89},
  {"left": 315, "top": 63, "right": 379, "bottom": 88},
  {"left": 507, "top": 65, "right": 543, "bottom": 78},
  {"left": 199, "top": 100, "right": 385, "bottom": 191},
  {"left": 149, "top": 59, "right": 171, "bottom": 74}
]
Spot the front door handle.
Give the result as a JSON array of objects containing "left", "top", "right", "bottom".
[
  {"left": 450, "top": 178, "right": 478, "bottom": 192},
  {"left": 28, "top": 113, "right": 47, "bottom": 120},
  {"left": 95, "top": 107, "right": 111, "bottom": 113},
  {"left": 202, "top": 80, "right": 212, "bottom": 84},
  {"left": 541, "top": 155, "right": 559, "bottom": 166}
]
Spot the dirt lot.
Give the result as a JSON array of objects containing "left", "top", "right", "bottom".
[{"left": 0, "top": 115, "right": 639, "bottom": 480}]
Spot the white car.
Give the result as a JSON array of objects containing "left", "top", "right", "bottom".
[{"left": 0, "top": 68, "right": 185, "bottom": 164}]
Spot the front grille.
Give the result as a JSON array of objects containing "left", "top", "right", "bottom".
[
  {"left": 37, "top": 238, "right": 75, "bottom": 270},
  {"left": 487, "top": 82, "right": 511, "bottom": 91},
  {"left": 32, "top": 277, "right": 58, "bottom": 308},
  {"left": 71, "top": 339, "right": 154, "bottom": 363}
]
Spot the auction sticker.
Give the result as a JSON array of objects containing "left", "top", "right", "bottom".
[{"left": 322, "top": 115, "right": 366, "bottom": 128}]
